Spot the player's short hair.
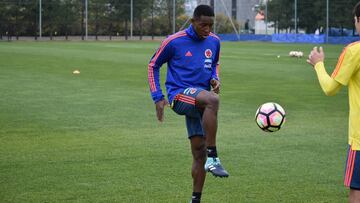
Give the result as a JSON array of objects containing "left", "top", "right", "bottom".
[
  {"left": 193, "top": 5, "right": 214, "bottom": 18},
  {"left": 353, "top": 1, "right": 360, "bottom": 18}
]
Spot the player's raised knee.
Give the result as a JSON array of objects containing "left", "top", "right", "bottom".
[{"left": 207, "top": 93, "right": 219, "bottom": 108}]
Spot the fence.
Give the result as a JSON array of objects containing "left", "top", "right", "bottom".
[{"left": 0, "top": 0, "right": 359, "bottom": 43}]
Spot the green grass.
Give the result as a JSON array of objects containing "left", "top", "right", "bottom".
[{"left": 0, "top": 40, "right": 349, "bottom": 202}]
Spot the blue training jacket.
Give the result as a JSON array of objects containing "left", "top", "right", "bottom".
[{"left": 148, "top": 24, "right": 220, "bottom": 104}]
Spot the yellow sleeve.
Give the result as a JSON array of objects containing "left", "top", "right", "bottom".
[
  {"left": 314, "top": 62, "right": 342, "bottom": 96},
  {"left": 331, "top": 46, "right": 359, "bottom": 85}
]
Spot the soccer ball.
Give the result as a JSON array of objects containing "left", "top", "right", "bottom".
[{"left": 255, "top": 102, "right": 286, "bottom": 132}]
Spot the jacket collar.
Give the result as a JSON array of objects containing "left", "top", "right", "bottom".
[{"left": 186, "top": 24, "right": 203, "bottom": 41}]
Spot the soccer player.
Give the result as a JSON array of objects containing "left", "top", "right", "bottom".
[
  {"left": 307, "top": 2, "right": 360, "bottom": 202},
  {"left": 147, "top": 4, "right": 229, "bottom": 203}
]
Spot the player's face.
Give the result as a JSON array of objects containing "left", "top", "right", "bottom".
[
  {"left": 191, "top": 16, "right": 214, "bottom": 39},
  {"left": 355, "top": 16, "right": 360, "bottom": 35}
]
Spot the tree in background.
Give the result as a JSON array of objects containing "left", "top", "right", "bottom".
[
  {"left": 23, "top": 0, "right": 39, "bottom": 39},
  {"left": 58, "top": 0, "right": 79, "bottom": 39},
  {"left": 267, "top": 0, "right": 359, "bottom": 35},
  {"left": 328, "top": 0, "right": 359, "bottom": 36},
  {"left": 0, "top": 0, "right": 236, "bottom": 38},
  {"left": 41, "top": 0, "right": 62, "bottom": 39},
  {"left": 149, "top": 0, "right": 185, "bottom": 35},
  {"left": 214, "top": 14, "right": 239, "bottom": 34},
  {"left": 267, "top": 0, "right": 296, "bottom": 33},
  {"left": 133, "top": 0, "right": 153, "bottom": 39},
  {"left": 0, "top": 1, "right": 9, "bottom": 39},
  {"left": 0, "top": 0, "right": 21, "bottom": 39},
  {"left": 89, "top": 0, "right": 108, "bottom": 39},
  {"left": 297, "top": 0, "right": 325, "bottom": 34}
]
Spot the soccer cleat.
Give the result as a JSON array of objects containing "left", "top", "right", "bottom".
[{"left": 204, "top": 157, "right": 229, "bottom": 177}]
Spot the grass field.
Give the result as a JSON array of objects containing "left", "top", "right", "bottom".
[{"left": 0, "top": 40, "right": 350, "bottom": 202}]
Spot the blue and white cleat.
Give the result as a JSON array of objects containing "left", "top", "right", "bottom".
[{"left": 204, "top": 157, "right": 229, "bottom": 178}]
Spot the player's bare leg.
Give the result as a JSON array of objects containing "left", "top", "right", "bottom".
[
  {"left": 190, "top": 136, "right": 206, "bottom": 202},
  {"left": 196, "top": 90, "right": 218, "bottom": 146},
  {"left": 349, "top": 189, "right": 360, "bottom": 203},
  {"left": 195, "top": 90, "right": 229, "bottom": 177}
]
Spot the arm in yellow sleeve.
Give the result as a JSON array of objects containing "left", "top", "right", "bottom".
[{"left": 314, "top": 62, "right": 342, "bottom": 96}]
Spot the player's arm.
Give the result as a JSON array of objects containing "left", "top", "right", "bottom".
[
  {"left": 307, "top": 47, "right": 342, "bottom": 96},
  {"left": 148, "top": 40, "right": 173, "bottom": 122},
  {"left": 313, "top": 62, "right": 342, "bottom": 96},
  {"left": 211, "top": 41, "right": 221, "bottom": 94}
]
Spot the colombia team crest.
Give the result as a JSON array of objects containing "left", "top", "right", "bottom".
[
  {"left": 204, "top": 49, "right": 213, "bottom": 69},
  {"left": 204, "top": 49, "right": 212, "bottom": 58}
]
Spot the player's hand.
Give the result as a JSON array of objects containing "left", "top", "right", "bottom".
[
  {"left": 307, "top": 46, "right": 325, "bottom": 67},
  {"left": 211, "top": 79, "right": 221, "bottom": 94},
  {"left": 155, "top": 99, "right": 169, "bottom": 122}
]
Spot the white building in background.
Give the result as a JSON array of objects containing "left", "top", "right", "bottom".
[
  {"left": 254, "top": 0, "right": 275, "bottom": 34},
  {"left": 254, "top": 9, "right": 275, "bottom": 34}
]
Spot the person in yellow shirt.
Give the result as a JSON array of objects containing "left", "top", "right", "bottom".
[{"left": 307, "top": 2, "right": 360, "bottom": 202}]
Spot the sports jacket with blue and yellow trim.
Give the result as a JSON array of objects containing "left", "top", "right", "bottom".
[{"left": 148, "top": 24, "right": 220, "bottom": 103}]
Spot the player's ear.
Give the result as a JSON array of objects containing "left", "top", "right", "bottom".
[{"left": 190, "top": 18, "right": 195, "bottom": 24}]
